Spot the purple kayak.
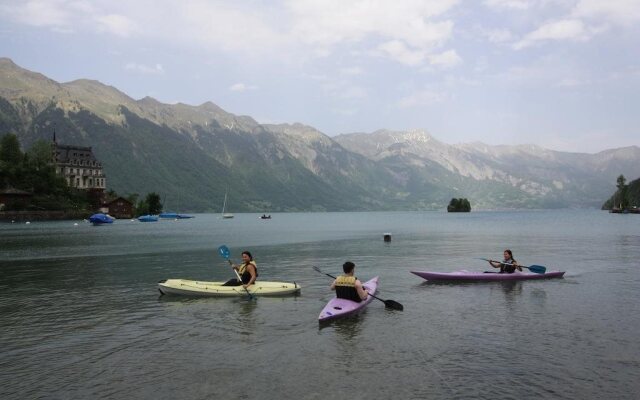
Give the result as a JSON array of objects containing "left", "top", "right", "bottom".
[
  {"left": 411, "top": 270, "right": 565, "bottom": 282},
  {"left": 318, "top": 277, "right": 379, "bottom": 322}
]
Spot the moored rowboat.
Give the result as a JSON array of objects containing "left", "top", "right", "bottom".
[
  {"left": 158, "top": 279, "right": 301, "bottom": 297},
  {"left": 410, "top": 270, "right": 565, "bottom": 282},
  {"left": 318, "top": 276, "right": 378, "bottom": 322}
]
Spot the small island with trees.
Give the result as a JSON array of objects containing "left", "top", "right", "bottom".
[
  {"left": 447, "top": 198, "right": 471, "bottom": 212},
  {"left": 602, "top": 175, "right": 639, "bottom": 214}
]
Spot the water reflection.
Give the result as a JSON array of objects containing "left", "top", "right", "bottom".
[
  {"left": 499, "top": 281, "right": 522, "bottom": 295},
  {"left": 323, "top": 315, "right": 364, "bottom": 341}
]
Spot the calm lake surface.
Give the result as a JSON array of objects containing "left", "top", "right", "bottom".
[{"left": 1, "top": 210, "right": 639, "bottom": 399}]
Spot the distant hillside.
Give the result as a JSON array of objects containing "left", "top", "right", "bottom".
[
  {"left": 335, "top": 129, "right": 640, "bottom": 208},
  {"left": 1, "top": 57, "right": 640, "bottom": 211},
  {"left": 602, "top": 177, "right": 640, "bottom": 210}
]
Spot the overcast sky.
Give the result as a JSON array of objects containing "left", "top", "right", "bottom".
[{"left": 1, "top": 0, "right": 639, "bottom": 153}]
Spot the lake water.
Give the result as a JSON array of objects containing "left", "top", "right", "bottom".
[{"left": 1, "top": 210, "right": 639, "bottom": 399}]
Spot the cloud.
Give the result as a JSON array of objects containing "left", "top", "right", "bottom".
[
  {"left": 124, "top": 62, "right": 164, "bottom": 75},
  {"left": 1, "top": 0, "right": 463, "bottom": 68},
  {"left": 484, "top": 0, "right": 534, "bottom": 10},
  {"left": 378, "top": 40, "right": 426, "bottom": 66},
  {"left": 556, "top": 77, "right": 591, "bottom": 87},
  {"left": 96, "top": 14, "right": 137, "bottom": 37},
  {"left": 572, "top": 0, "right": 640, "bottom": 26},
  {"left": 229, "top": 83, "right": 258, "bottom": 92},
  {"left": 340, "top": 86, "right": 368, "bottom": 99},
  {"left": 2, "top": 0, "right": 77, "bottom": 30},
  {"left": 288, "top": 0, "right": 458, "bottom": 49},
  {"left": 505, "top": 1, "right": 640, "bottom": 50},
  {"left": 428, "top": 49, "right": 462, "bottom": 68},
  {"left": 340, "top": 67, "right": 364, "bottom": 76},
  {"left": 397, "top": 89, "right": 447, "bottom": 108},
  {"left": 484, "top": 28, "right": 514, "bottom": 43},
  {"left": 513, "top": 19, "right": 590, "bottom": 49}
]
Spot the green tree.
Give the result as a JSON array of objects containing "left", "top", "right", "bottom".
[
  {"left": 616, "top": 175, "right": 626, "bottom": 190},
  {"left": 136, "top": 198, "right": 149, "bottom": 216},
  {"left": 25, "top": 140, "right": 66, "bottom": 195},
  {"left": 447, "top": 197, "right": 471, "bottom": 212},
  {"left": 0, "top": 133, "right": 22, "bottom": 165},
  {"left": 615, "top": 174, "right": 628, "bottom": 209},
  {"left": 0, "top": 133, "right": 23, "bottom": 188},
  {"left": 461, "top": 198, "right": 471, "bottom": 212},
  {"left": 145, "top": 192, "right": 163, "bottom": 214}
]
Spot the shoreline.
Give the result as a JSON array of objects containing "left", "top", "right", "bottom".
[{"left": 0, "top": 210, "right": 90, "bottom": 222}]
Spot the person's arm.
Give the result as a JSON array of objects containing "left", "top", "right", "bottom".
[
  {"left": 330, "top": 279, "right": 337, "bottom": 291},
  {"left": 488, "top": 259, "right": 501, "bottom": 268},
  {"left": 355, "top": 280, "right": 369, "bottom": 301},
  {"left": 514, "top": 261, "right": 522, "bottom": 272},
  {"left": 242, "top": 264, "right": 257, "bottom": 288}
]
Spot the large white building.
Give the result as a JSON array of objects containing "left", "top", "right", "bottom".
[{"left": 52, "top": 133, "right": 106, "bottom": 190}]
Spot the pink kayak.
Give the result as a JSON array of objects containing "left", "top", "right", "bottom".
[
  {"left": 411, "top": 270, "right": 565, "bottom": 282},
  {"left": 318, "top": 277, "right": 379, "bottom": 322}
]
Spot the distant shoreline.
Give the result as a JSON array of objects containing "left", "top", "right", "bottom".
[{"left": 0, "top": 210, "right": 89, "bottom": 222}]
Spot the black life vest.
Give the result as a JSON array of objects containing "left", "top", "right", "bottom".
[
  {"left": 238, "top": 261, "right": 258, "bottom": 284},
  {"left": 335, "top": 275, "right": 362, "bottom": 303},
  {"left": 500, "top": 259, "right": 517, "bottom": 273}
]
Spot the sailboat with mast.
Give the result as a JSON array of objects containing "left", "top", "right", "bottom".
[{"left": 222, "top": 188, "right": 234, "bottom": 219}]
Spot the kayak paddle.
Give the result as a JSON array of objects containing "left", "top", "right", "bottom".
[
  {"left": 475, "top": 258, "right": 547, "bottom": 274},
  {"left": 312, "top": 266, "right": 403, "bottom": 311},
  {"left": 217, "top": 245, "right": 254, "bottom": 300}
]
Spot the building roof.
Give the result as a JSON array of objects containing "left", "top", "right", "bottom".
[
  {"left": 54, "top": 143, "right": 101, "bottom": 165},
  {"left": 106, "top": 197, "right": 133, "bottom": 206}
]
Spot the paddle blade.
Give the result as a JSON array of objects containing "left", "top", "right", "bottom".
[
  {"left": 217, "top": 245, "right": 230, "bottom": 259},
  {"left": 527, "top": 265, "right": 547, "bottom": 274},
  {"left": 384, "top": 300, "right": 404, "bottom": 311}
]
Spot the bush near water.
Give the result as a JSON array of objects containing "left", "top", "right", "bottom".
[{"left": 447, "top": 198, "right": 471, "bottom": 212}]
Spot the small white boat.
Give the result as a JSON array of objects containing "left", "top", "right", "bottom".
[{"left": 221, "top": 189, "right": 234, "bottom": 219}]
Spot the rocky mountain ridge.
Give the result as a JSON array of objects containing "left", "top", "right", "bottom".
[{"left": 1, "top": 57, "right": 638, "bottom": 211}]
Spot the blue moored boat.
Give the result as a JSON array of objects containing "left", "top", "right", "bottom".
[
  {"left": 138, "top": 215, "right": 158, "bottom": 222},
  {"left": 159, "top": 212, "right": 178, "bottom": 219},
  {"left": 89, "top": 213, "right": 114, "bottom": 225},
  {"left": 160, "top": 212, "right": 194, "bottom": 219}
]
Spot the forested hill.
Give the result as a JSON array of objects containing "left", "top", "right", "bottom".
[{"left": 602, "top": 176, "right": 640, "bottom": 210}]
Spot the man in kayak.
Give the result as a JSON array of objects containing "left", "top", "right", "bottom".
[
  {"left": 488, "top": 249, "right": 522, "bottom": 273},
  {"left": 223, "top": 250, "right": 258, "bottom": 288},
  {"left": 330, "top": 261, "right": 369, "bottom": 302}
]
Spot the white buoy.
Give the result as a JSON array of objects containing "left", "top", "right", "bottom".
[
  {"left": 74, "top": 222, "right": 79, "bottom": 226},
  {"left": 25, "top": 221, "right": 31, "bottom": 225}
]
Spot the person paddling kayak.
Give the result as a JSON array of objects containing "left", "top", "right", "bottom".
[
  {"left": 222, "top": 250, "right": 258, "bottom": 288},
  {"left": 487, "top": 249, "right": 522, "bottom": 273},
  {"left": 330, "top": 261, "right": 369, "bottom": 302}
]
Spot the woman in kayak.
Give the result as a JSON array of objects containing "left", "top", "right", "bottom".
[
  {"left": 330, "top": 261, "right": 369, "bottom": 302},
  {"left": 223, "top": 250, "right": 258, "bottom": 288},
  {"left": 488, "top": 249, "right": 522, "bottom": 273}
]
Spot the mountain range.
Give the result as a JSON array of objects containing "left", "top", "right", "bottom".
[{"left": 1, "top": 57, "right": 638, "bottom": 211}]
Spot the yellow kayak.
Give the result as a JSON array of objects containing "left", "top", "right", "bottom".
[{"left": 157, "top": 279, "right": 301, "bottom": 297}]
